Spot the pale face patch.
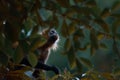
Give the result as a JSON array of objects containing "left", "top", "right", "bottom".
[{"left": 48, "top": 28, "right": 58, "bottom": 37}]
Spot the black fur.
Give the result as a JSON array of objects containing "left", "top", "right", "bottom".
[{"left": 20, "top": 57, "right": 59, "bottom": 77}]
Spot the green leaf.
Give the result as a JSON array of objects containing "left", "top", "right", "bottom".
[
  {"left": 27, "top": 52, "right": 38, "bottom": 67},
  {"left": 76, "top": 58, "right": 82, "bottom": 73},
  {"left": 90, "top": 46, "right": 96, "bottom": 55},
  {"left": 67, "top": 47, "right": 76, "bottom": 69},
  {"left": 112, "top": 2, "right": 120, "bottom": 11},
  {"left": 13, "top": 46, "right": 24, "bottom": 64},
  {"left": 71, "top": 6, "right": 92, "bottom": 15},
  {"left": 86, "top": 0, "right": 96, "bottom": 7},
  {"left": 36, "top": 10, "right": 45, "bottom": 26},
  {"left": 52, "top": 15, "right": 59, "bottom": 27},
  {"left": 74, "top": 29, "right": 84, "bottom": 38},
  {"left": 19, "top": 40, "right": 30, "bottom": 54},
  {"left": 56, "top": 0, "right": 70, "bottom": 8},
  {"left": 68, "top": 22, "right": 76, "bottom": 35},
  {"left": 0, "top": 51, "right": 8, "bottom": 66},
  {"left": 23, "top": 17, "right": 36, "bottom": 33},
  {"left": 97, "top": 33, "right": 104, "bottom": 40},
  {"left": 79, "top": 43, "right": 90, "bottom": 51},
  {"left": 112, "top": 19, "right": 120, "bottom": 35},
  {"left": 61, "top": 20, "right": 69, "bottom": 37},
  {"left": 99, "top": 43, "right": 108, "bottom": 50},
  {"left": 101, "top": 8, "right": 111, "bottom": 18},
  {"left": 90, "top": 29, "right": 98, "bottom": 50},
  {"left": 30, "top": 36, "right": 47, "bottom": 51},
  {"left": 80, "top": 57, "right": 92, "bottom": 68},
  {"left": 74, "top": 39, "right": 81, "bottom": 49},
  {"left": 94, "top": 19, "right": 109, "bottom": 33},
  {"left": 31, "top": 25, "right": 39, "bottom": 36},
  {"left": 64, "top": 38, "right": 71, "bottom": 51},
  {"left": 113, "top": 67, "right": 120, "bottom": 76},
  {"left": 73, "top": 30, "right": 83, "bottom": 49}
]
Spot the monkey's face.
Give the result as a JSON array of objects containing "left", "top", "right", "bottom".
[
  {"left": 48, "top": 29, "right": 58, "bottom": 41},
  {"left": 48, "top": 28, "right": 59, "bottom": 50},
  {"left": 41, "top": 28, "right": 58, "bottom": 38},
  {"left": 40, "top": 28, "right": 59, "bottom": 50}
]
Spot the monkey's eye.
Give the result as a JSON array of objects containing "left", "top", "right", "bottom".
[{"left": 48, "top": 29, "right": 57, "bottom": 37}]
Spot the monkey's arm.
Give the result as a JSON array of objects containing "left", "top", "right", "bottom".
[
  {"left": 35, "top": 61, "right": 59, "bottom": 74},
  {"left": 32, "top": 60, "right": 59, "bottom": 78}
]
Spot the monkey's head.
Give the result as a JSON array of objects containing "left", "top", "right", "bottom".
[
  {"left": 48, "top": 28, "right": 59, "bottom": 50},
  {"left": 48, "top": 29, "right": 58, "bottom": 40},
  {"left": 41, "top": 28, "right": 59, "bottom": 50}
]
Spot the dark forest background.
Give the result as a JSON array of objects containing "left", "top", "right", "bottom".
[{"left": 0, "top": 0, "right": 120, "bottom": 80}]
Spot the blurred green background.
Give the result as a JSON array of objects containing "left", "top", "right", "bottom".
[{"left": 0, "top": 0, "right": 120, "bottom": 80}]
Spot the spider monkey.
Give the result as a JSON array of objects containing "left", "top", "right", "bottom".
[{"left": 20, "top": 28, "right": 60, "bottom": 78}]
